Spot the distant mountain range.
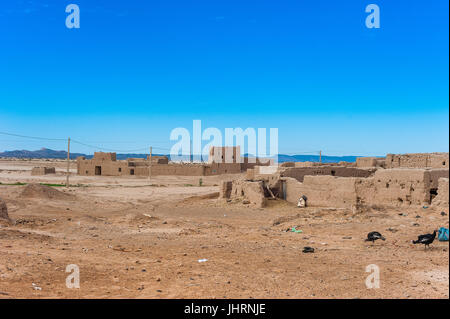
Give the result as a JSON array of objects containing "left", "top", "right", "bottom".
[
  {"left": 0, "top": 148, "right": 365, "bottom": 163},
  {"left": 0, "top": 148, "right": 87, "bottom": 160},
  {"left": 0, "top": 148, "right": 157, "bottom": 161}
]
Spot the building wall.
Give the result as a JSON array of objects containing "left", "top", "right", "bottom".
[
  {"left": 220, "top": 180, "right": 267, "bottom": 208},
  {"left": 355, "top": 169, "right": 446, "bottom": 207},
  {"left": 150, "top": 164, "right": 206, "bottom": 176},
  {"left": 209, "top": 146, "right": 241, "bottom": 164},
  {"left": 281, "top": 166, "right": 376, "bottom": 183},
  {"left": 283, "top": 168, "right": 449, "bottom": 208},
  {"left": 284, "top": 176, "right": 358, "bottom": 208},
  {"left": 356, "top": 157, "right": 385, "bottom": 168},
  {"left": 385, "top": 153, "right": 449, "bottom": 169},
  {"left": 432, "top": 178, "right": 449, "bottom": 208},
  {"left": 204, "top": 163, "right": 242, "bottom": 175},
  {"left": 31, "top": 167, "right": 56, "bottom": 175}
]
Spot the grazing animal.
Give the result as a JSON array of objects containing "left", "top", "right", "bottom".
[
  {"left": 365, "top": 231, "right": 386, "bottom": 244},
  {"left": 412, "top": 230, "right": 437, "bottom": 249}
]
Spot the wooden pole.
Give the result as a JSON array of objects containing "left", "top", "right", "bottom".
[
  {"left": 190, "top": 139, "right": 193, "bottom": 163},
  {"left": 319, "top": 150, "right": 322, "bottom": 164},
  {"left": 149, "top": 146, "right": 152, "bottom": 181},
  {"left": 66, "top": 137, "right": 71, "bottom": 187}
]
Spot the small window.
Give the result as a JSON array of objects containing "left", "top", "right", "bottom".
[{"left": 118, "top": 168, "right": 122, "bottom": 172}]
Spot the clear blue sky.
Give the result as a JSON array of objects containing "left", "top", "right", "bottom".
[{"left": 0, "top": 0, "right": 448, "bottom": 156}]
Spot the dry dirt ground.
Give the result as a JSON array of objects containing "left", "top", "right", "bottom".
[{"left": 0, "top": 159, "right": 448, "bottom": 299}]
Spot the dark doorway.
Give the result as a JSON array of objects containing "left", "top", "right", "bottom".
[
  {"left": 429, "top": 188, "right": 438, "bottom": 203},
  {"left": 95, "top": 166, "right": 102, "bottom": 176},
  {"left": 130, "top": 169, "right": 135, "bottom": 175}
]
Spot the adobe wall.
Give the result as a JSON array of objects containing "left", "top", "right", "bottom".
[
  {"left": 432, "top": 178, "right": 449, "bottom": 208},
  {"left": 31, "top": 167, "right": 56, "bottom": 176},
  {"left": 77, "top": 149, "right": 271, "bottom": 177},
  {"left": 282, "top": 168, "right": 449, "bottom": 208},
  {"left": 209, "top": 146, "right": 241, "bottom": 164},
  {"left": 281, "top": 166, "right": 376, "bottom": 182},
  {"left": 77, "top": 157, "right": 131, "bottom": 176},
  {"left": 93, "top": 152, "right": 116, "bottom": 161},
  {"left": 150, "top": 164, "right": 206, "bottom": 176},
  {"left": 78, "top": 158, "right": 251, "bottom": 177},
  {"left": 220, "top": 180, "right": 267, "bottom": 208},
  {"left": 204, "top": 163, "right": 242, "bottom": 175},
  {"left": 355, "top": 169, "right": 442, "bottom": 207},
  {"left": 146, "top": 156, "right": 169, "bottom": 164},
  {"left": 356, "top": 157, "right": 385, "bottom": 168},
  {"left": 241, "top": 157, "right": 273, "bottom": 170},
  {"left": 385, "top": 153, "right": 449, "bottom": 169},
  {"left": 284, "top": 176, "right": 358, "bottom": 208},
  {"left": 0, "top": 197, "right": 9, "bottom": 221}
]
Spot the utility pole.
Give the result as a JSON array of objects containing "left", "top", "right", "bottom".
[
  {"left": 149, "top": 146, "right": 152, "bottom": 181},
  {"left": 319, "top": 150, "right": 322, "bottom": 164},
  {"left": 66, "top": 137, "right": 71, "bottom": 187},
  {"left": 190, "top": 138, "right": 193, "bottom": 163}
]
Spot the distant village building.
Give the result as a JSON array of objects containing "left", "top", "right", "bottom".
[
  {"left": 76, "top": 146, "right": 271, "bottom": 177},
  {"left": 31, "top": 167, "right": 56, "bottom": 176}
]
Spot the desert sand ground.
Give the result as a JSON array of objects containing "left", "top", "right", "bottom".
[{"left": 0, "top": 159, "right": 448, "bottom": 299}]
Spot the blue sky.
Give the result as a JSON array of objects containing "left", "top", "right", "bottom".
[{"left": 0, "top": 0, "right": 448, "bottom": 156}]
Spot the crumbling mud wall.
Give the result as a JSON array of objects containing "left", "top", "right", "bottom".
[
  {"left": 356, "top": 157, "right": 385, "bottom": 168},
  {"left": 385, "top": 153, "right": 449, "bottom": 169},
  {"left": 281, "top": 168, "right": 449, "bottom": 208},
  {"left": 31, "top": 167, "right": 56, "bottom": 176},
  {"left": 0, "top": 198, "right": 10, "bottom": 221},
  {"left": 150, "top": 164, "right": 206, "bottom": 176},
  {"left": 220, "top": 180, "right": 267, "bottom": 208},
  {"left": 281, "top": 162, "right": 354, "bottom": 168},
  {"left": 281, "top": 166, "right": 375, "bottom": 183},
  {"left": 204, "top": 163, "right": 242, "bottom": 175},
  {"left": 284, "top": 176, "right": 359, "bottom": 208},
  {"left": 356, "top": 169, "right": 448, "bottom": 207},
  {"left": 432, "top": 178, "right": 449, "bottom": 208}
]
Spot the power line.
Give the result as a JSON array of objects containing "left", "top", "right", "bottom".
[
  {"left": 0, "top": 131, "right": 171, "bottom": 153},
  {"left": 71, "top": 139, "right": 170, "bottom": 153},
  {"left": 0, "top": 131, "right": 66, "bottom": 141}
]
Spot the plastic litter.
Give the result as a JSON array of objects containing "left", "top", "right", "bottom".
[
  {"left": 438, "top": 227, "right": 449, "bottom": 241},
  {"left": 31, "top": 283, "right": 42, "bottom": 291},
  {"left": 198, "top": 259, "right": 208, "bottom": 263},
  {"left": 291, "top": 227, "right": 302, "bottom": 233}
]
